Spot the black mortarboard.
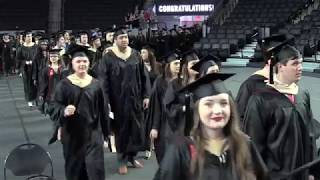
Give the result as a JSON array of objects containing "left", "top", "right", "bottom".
[
  {"left": 260, "top": 34, "right": 288, "bottom": 50},
  {"left": 181, "top": 49, "right": 199, "bottom": 63},
  {"left": 113, "top": 26, "right": 128, "bottom": 38},
  {"left": 65, "top": 44, "right": 91, "bottom": 59},
  {"left": 104, "top": 27, "right": 115, "bottom": 34},
  {"left": 91, "top": 32, "right": 100, "bottom": 41},
  {"left": 78, "top": 30, "right": 89, "bottom": 36},
  {"left": 267, "top": 37, "right": 296, "bottom": 84},
  {"left": 178, "top": 73, "right": 235, "bottom": 102},
  {"left": 38, "top": 37, "right": 49, "bottom": 44},
  {"left": 24, "top": 30, "right": 33, "bottom": 36},
  {"left": 49, "top": 48, "right": 62, "bottom": 54},
  {"left": 159, "top": 50, "right": 181, "bottom": 64},
  {"left": 191, "top": 54, "right": 219, "bottom": 75}
]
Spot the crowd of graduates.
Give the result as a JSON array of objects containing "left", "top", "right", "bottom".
[{"left": 1, "top": 23, "right": 320, "bottom": 180}]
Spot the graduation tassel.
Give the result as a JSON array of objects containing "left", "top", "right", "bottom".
[{"left": 269, "top": 54, "right": 275, "bottom": 84}]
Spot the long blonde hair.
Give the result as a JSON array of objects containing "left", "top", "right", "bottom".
[{"left": 190, "top": 96, "right": 256, "bottom": 180}]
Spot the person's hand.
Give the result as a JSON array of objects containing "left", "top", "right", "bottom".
[
  {"left": 57, "top": 127, "right": 62, "bottom": 141},
  {"left": 149, "top": 129, "right": 158, "bottom": 139},
  {"left": 143, "top": 98, "right": 150, "bottom": 110},
  {"left": 18, "top": 73, "right": 22, "bottom": 77},
  {"left": 39, "top": 96, "right": 44, "bottom": 102},
  {"left": 64, "top": 105, "right": 76, "bottom": 117},
  {"left": 33, "top": 80, "right": 37, "bottom": 86}
]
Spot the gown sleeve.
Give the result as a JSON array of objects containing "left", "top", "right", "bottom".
[
  {"left": 235, "top": 81, "right": 252, "bottom": 122},
  {"left": 97, "top": 84, "right": 110, "bottom": 140},
  {"left": 39, "top": 67, "right": 48, "bottom": 98},
  {"left": 249, "top": 140, "right": 270, "bottom": 180},
  {"left": 154, "top": 136, "right": 192, "bottom": 180},
  {"left": 98, "top": 55, "right": 110, "bottom": 109},
  {"left": 49, "top": 80, "right": 68, "bottom": 126},
  {"left": 242, "top": 95, "right": 268, "bottom": 157},
  {"left": 140, "top": 55, "right": 151, "bottom": 99}
]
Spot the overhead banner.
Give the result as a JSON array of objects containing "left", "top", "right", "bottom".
[{"left": 155, "top": 1, "right": 216, "bottom": 15}]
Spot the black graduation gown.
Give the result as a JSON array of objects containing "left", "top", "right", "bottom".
[
  {"left": 16, "top": 44, "right": 38, "bottom": 101},
  {"left": 154, "top": 136, "right": 269, "bottom": 180},
  {"left": 243, "top": 87, "right": 312, "bottom": 180},
  {"left": 39, "top": 66, "right": 63, "bottom": 114},
  {"left": 88, "top": 49, "right": 102, "bottom": 78},
  {"left": 49, "top": 78, "right": 109, "bottom": 180},
  {"left": 235, "top": 74, "right": 267, "bottom": 125},
  {"left": 98, "top": 49, "right": 151, "bottom": 153},
  {"left": 0, "top": 41, "right": 14, "bottom": 74},
  {"left": 164, "top": 79, "right": 193, "bottom": 136},
  {"left": 145, "top": 76, "right": 173, "bottom": 163},
  {"left": 32, "top": 51, "right": 48, "bottom": 85},
  {"left": 294, "top": 89, "right": 320, "bottom": 161}
]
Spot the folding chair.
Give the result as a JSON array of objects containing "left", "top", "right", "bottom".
[{"left": 4, "top": 143, "right": 54, "bottom": 180}]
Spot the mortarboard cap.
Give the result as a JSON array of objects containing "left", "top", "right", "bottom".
[
  {"left": 158, "top": 50, "right": 181, "bottom": 64},
  {"left": 104, "top": 27, "right": 115, "bottom": 34},
  {"left": 23, "top": 30, "right": 33, "bottom": 36},
  {"left": 65, "top": 44, "right": 91, "bottom": 59},
  {"left": 49, "top": 48, "right": 62, "bottom": 54},
  {"left": 178, "top": 73, "right": 235, "bottom": 102},
  {"left": 113, "top": 26, "right": 128, "bottom": 38},
  {"left": 78, "top": 30, "right": 89, "bottom": 37},
  {"left": 38, "top": 37, "right": 49, "bottom": 44},
  {"left": 260, "top": 34, "right": 288, "bottom": 50},
  {"left": 191, "top": 54, "right": 220, "bottom": 75},
  {"left": 91, "top": 32, "right": 100, "bottom": 41}
]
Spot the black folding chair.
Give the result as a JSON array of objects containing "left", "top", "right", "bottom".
[{"left": 4, "top": 143, "right": 54, "bottom": 180}]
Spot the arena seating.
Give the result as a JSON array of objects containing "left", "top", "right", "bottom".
[
  {"left": 194, "top": 0, "right": 305, "bottom": 61},
  {"left": 278, "top": 8, "right": 320, "bottom": 61}
]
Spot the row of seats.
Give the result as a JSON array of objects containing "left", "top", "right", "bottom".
[{"left": 194, "top": 0, "right": 305, "bottom": 60}]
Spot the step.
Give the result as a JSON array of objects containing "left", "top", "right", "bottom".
[
  {"left": 302, "top": 62, "right": 320, "bottom": 68},
  {"left": 302, "top": 67, "right": 316, "bottom": 72},
  {"left": 242, "top": 48, "right": 255, "bottom": 53},
  {"left": 221, "top": 61, "right": 248, "bottom": 67},
  {"left": 226, "top": 57, "right": 251, "bottom": 63}
]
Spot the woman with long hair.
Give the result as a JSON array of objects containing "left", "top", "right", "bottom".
[
  {"left": 140, "top": 45, "right": 161, "bottom": 86},
  {"left": 154, "top": 73, "right": 269, "bottom": 180},
  {"left": 38, "top": 48, "right": 63, "bottom": 114},
  {"left": 164, "top": 50, "right": 200, "bottom": 136},
  {"left": 146, "top": 52, "right": 180, "bottom": 163}
]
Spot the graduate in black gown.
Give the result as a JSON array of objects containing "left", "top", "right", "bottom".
[
  {"left": 0, "top": 33, "right": 14, "bottom": 76},
  {"left": 102, "top": 28, "right": 114, "bottom": 50},
  {"left": 154, "top": 73, "right": 269, "bottom": 180},
  {"left": 49, "top": 44, "right": 109, "bottom": 180},
  {"left": 236, "top": 34, "right": 288, "bottom": 124},
  {"left": 164, "top": 50, "right": 199, "bottom": 136},
  {"left": 146, "top": 52, "right": 180, "bottom": 164},
  {"left": 243, "top": 43, "right": 318, "bottom": 180},
  {"left": 38, "top": 48, "right": 63, "bottom": 115},
  {"left": 98, "top": 27, "right": 151, "bottom": 175},
  {"left": 140, "top": 44, "right": 161, "bottom": 86},
  {"left": 32, "top": 37, "right": 49, "bottom": 96},
  {"left": 16, "top": 30, "right": 38, "bottom": 108},
  {"left": 88, "top": 34, "right": 102, "bottom": 78}
]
